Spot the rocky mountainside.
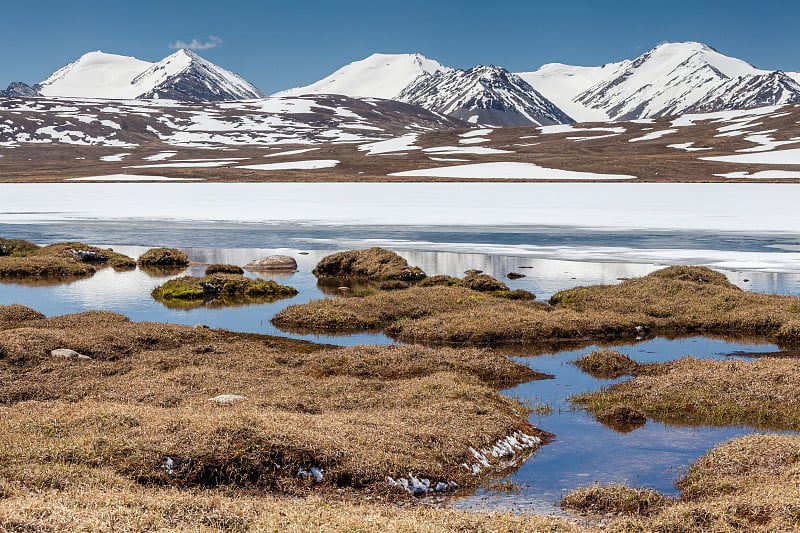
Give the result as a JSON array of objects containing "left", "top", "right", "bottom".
[
  {"left": 36, "top": 50, "right": 263, "bottom": 102},
  {"left": 0, "top": 82, "right": 41, "bottom": 97},
  {"left": 274, "top": 53, "right": 451, "bottom": 99},
  {"left": 398, "top": 65, "right": 574, "bottom": 126}
]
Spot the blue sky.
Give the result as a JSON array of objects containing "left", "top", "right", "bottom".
[{"left": 3, "top": 0, "right": 799, "bottom": 94}]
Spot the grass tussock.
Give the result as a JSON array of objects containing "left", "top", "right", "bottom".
[
  {"left": 276, "top": 265, "right": 800, "bottom": 345},
  {"left": 561, "top": 483, "right": 672, "bottom": 516},
  {"left": 573, "top": 350, "right": 642, "bottom": 379},
  {"left": 0, "top": 305, "right": 547, "bottom": 499},
  {"left": 313, "top": 247, "right": 426, "bottom": 281},
  {"left": 0, "top": 238, "right": 39, "bottom": 257},
  {"left": 562, "top": 434, "right": 800, "bottom": 530},
  {"left": 137, "top": 247, "right": 190, "bottom": 266},
  {"left": 151, "top": 274, "right": 298, "bottom": 308},
  {"left": 572, "top": 355, "right": 800, "bottom": 430},
  {"left": 205, "top": 263, "right": 244, "bottom": 275},
  {"left": 0, "top": 239, "right": 136, "bottom": 280}
]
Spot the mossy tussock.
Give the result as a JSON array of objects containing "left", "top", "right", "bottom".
[
  {"left": 137, "top": 247, "right": 190, "bottom": 266},
  {"left": 277, "top": 265, "right": 800, "bottom": 345},
  {"left": 313, "top": 247, "right": 426, "bottom": 281},
  {"left": 151, "top": 274, "right": 298, "bottom": 308},
  {"left": 0, "top": 239, "right": 136, "bottom": 279},
  {"left": 0, "top": 305, "right": 548, "bottom": 500}
]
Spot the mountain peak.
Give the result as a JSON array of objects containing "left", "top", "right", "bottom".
[
  {"left": 274, "top": 52, "right": 451, "bottom": 99},
  {"left": 399, "top": 65, "right": 574, "bottom": 127},
  {"left": 38, "top": 49, "right": 263, "bottom": 101}
]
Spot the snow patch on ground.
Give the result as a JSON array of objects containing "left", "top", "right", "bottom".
[
  {"left": 463, "top": 432, "right": 542, "bottom": 475},
  {"left": 629, "top": 129, "right": 677, "bottom": 142},
  {"left": 701, "top": 148, "right": 800, "bottom": 164},
  {"left": 390, "top": 162, "right": 636, "bottom": 180},
  {"left": 100, "top": 152, "right": 131, "bottom": 162},
  {"left": 127, "top": 161, "right": 232, "bottom": 168},
  {"left": 359, "top": 133, "right": 419, "bottom": 155},
  {"left": 715, "top": 170, "right": 800, "bottom": 179},
  {"left": 143, "top": 151, "right": 178, "bottom": 161},
  {"left": 387, "top": 474, "right": 457, "bottom": 495},
  {"left": 237, "top": 160, "right": 340, "bottom": 171},
  {"left": 264, "top": 148, "right": 319, "bottom": 158},
  {"left": 422, "top": 146, "right": 512, "bottom": 155}
]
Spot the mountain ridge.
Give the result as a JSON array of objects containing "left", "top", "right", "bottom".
[{"left": 36, "top": 49, "right": 263, "bottom": 102}]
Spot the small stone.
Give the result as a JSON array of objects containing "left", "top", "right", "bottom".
[
  {"left": 51, "top": 348, "right": 83, "bottom": 359},
  {"left": 245, "top": 255, "right": 298, "bottom": 271},
  {"left": 194, "top": 324, "right": 210, "bottom": 329},
  {"left": 506, "top": 272, "right": 526, "bottom": 279},
  {"left": 208, "top": 394, "right": 246, "bottom": 404}
]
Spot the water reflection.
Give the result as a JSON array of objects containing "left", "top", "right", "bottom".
[{"left": 451, "top": 337, "right": 792, "bottom": 515}]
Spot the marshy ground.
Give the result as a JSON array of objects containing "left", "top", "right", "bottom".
[{"left": 4, "top": 246, "right": 800, "bottom": 530}]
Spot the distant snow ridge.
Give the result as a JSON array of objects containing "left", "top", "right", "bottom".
[
  {"left": 274, "top": 52, "right": 452, "bottom": 99},
  {"left": 398, "top": 65, "right": 574, "bottom": 127},
  {"left": 37, "top": 49, "right": 263, "bottom": 102},
  {"left": 521, "top": 41, "right": 800, "bottom": 122}
]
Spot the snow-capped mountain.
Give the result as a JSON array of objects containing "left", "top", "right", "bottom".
[
  {"left": 37, "top": 50, "right": 263, "bottom": 102},
  {"left": 521, "top": 42, "right": 800, "bottom": 121},
  {"left": 516, "top": 63, "right": 624, "bottom": 122},
  {"left": 132, "top": 49, "right": 264, "bottom": 101},
  {"left": 398, "top": 65, "right": 574, "bottom": 126},
  {"left": 0, "top": 82, "right": 41, "bottom": 97},
  {"left": 274, "top": 52, "right": 451, "bottom": 99}
]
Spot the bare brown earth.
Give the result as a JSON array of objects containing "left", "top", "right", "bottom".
[{"left": 2, "top": 97, "right": 799, "bottom": 182}]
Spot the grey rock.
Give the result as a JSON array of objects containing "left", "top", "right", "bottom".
[
  {"left": 208, "top": 394, "right": 246, "bottom": 404},
  {"left": 245, "top": 255, "right": 298, "bottom": 271},
  {"left": 51, "top": 348, "right": 90, "bottom": 359}
]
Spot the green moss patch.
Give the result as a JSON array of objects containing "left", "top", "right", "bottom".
[{"left": 152, "top": 274, "right": 298, "bottom": 308}]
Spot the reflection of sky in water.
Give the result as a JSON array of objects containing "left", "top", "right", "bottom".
[
  {"left": 2, "top": 226, "right": 800, "bottom": 514},
  {"left": 451, "top": 338, "right": 791, "bottom": 515}
]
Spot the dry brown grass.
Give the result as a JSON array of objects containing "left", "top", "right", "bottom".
[
  {"left": 275, "top": 266, "right": 800, "bottom": 346},
  {"left": 573, "top": 350, "right": 643, "bottom": 379},
  {"left": 0, "top": 239, "right": 136, "bottom": 280},
  {"left": 205, "top": 264, "right": 245, "bottom": 275},
  {"left": 572, "top": 356, "right": 800, "bottom": 430},
  {"left": 561, "top": 484, "right": 672, "bottom": 516},
  {"left": 0, "top": 305, "right": 548, "bottom": 500},
  {"left": 313, "top": 247, "right": 426, "bottom": 281},
  {"left": 0, "top": 486, "right": 583, "bottom": 532},
  {"left": 137, "top": 247, "right": 190, "bottom": 266}
]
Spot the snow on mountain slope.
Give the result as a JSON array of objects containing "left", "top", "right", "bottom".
[
  {"left": 133, "top": 49, "right": 264, "bottom": 101},
  {"left": 685, "top": 71, "right": 800, "bottom": 114},
  {"left": 274, "top": 53, "right": 452, "bottom": 99},
  {"left": 398, "top": 65, "right": 573, "bottom": 127},
  {"left": 516, "top": 62, "right": 625, "bottom": 122},
  {"left": 37, "top": 49, "right": 263, "bottom": 102},
  {"left": 574, "top": 42, "right": 775, "bottom": 120},
  {"left": 38, "top": 51, "right": 153, "bottom": 99}
]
